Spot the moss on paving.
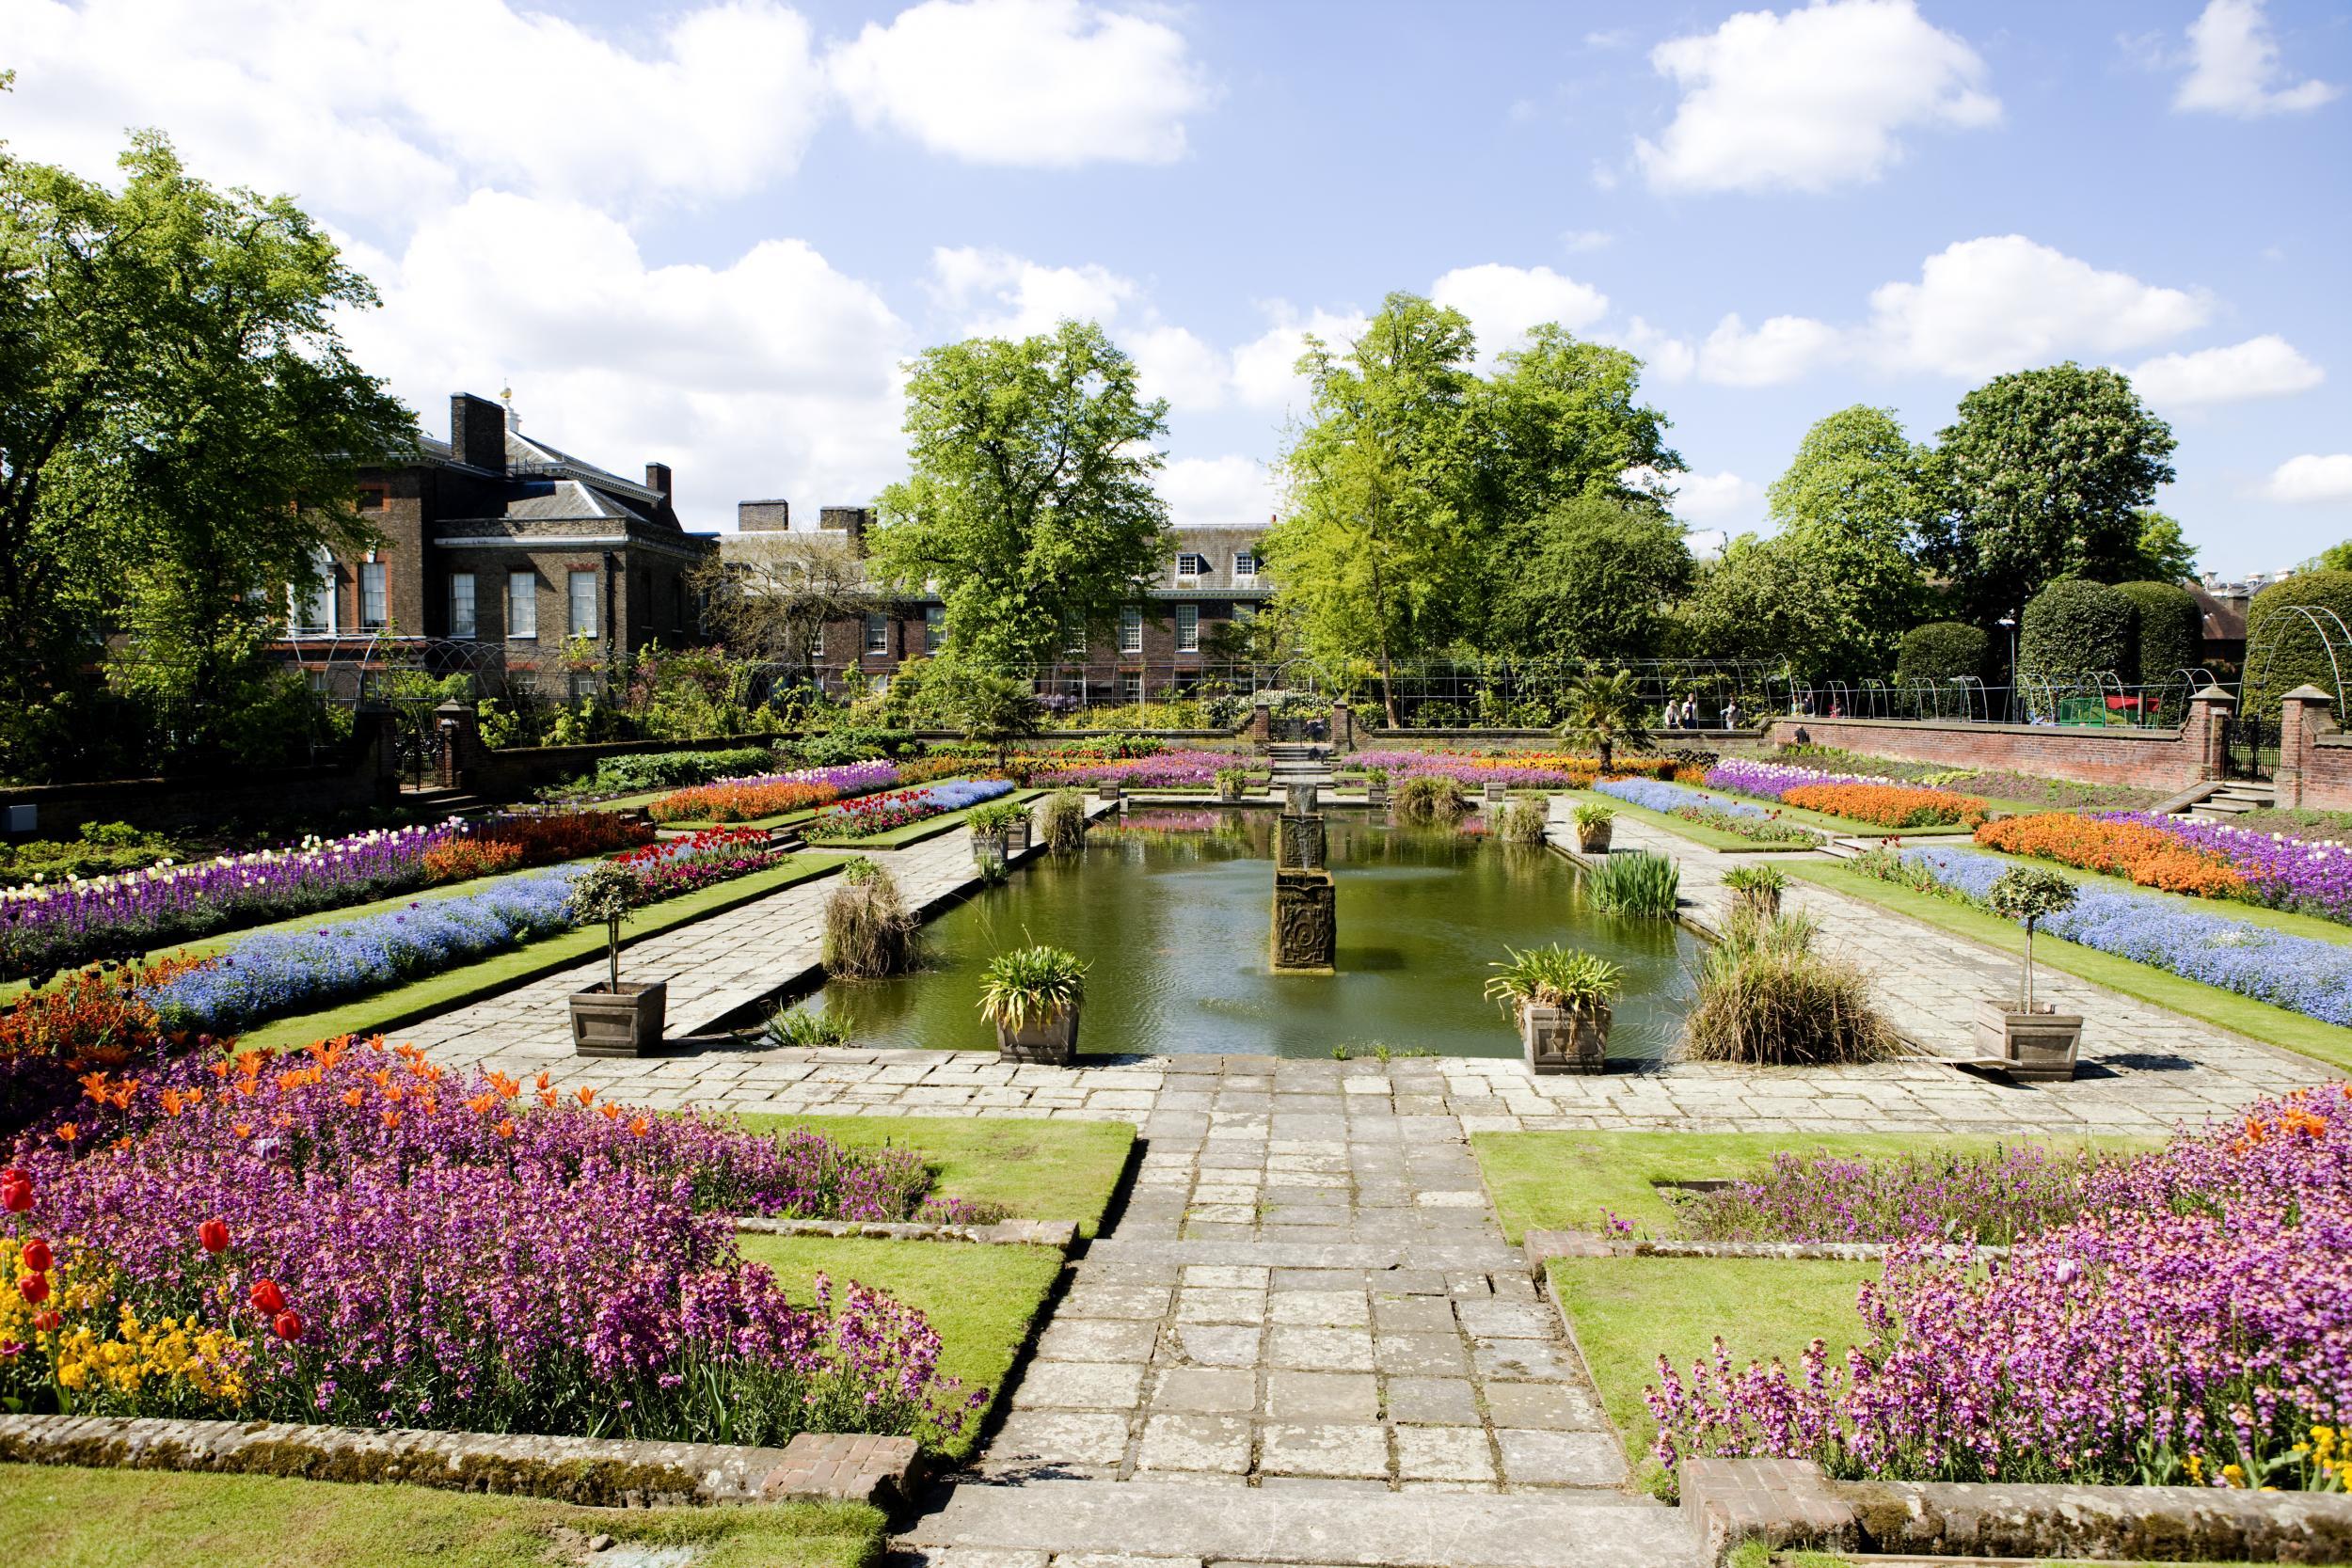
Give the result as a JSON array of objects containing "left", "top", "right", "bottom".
[
  {"left": 0, "top": 1465, "right": 882, "bottom": 1568},
  {"left": 736, "top": 1233, "right": 1062, "bottom": 1462},
  {"left": 1781, "top": 859, "right": 2352, "bottom": 1072},
  {"left": 735, "top": 1113, "right": 1134, "bottom": 1239}
]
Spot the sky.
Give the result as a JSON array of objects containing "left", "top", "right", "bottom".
[{"left": 4, "top": 0, "right": 2349, "bottom": 578}]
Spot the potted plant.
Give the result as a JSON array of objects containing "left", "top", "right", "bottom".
[
  {"left": 1362, "top": 767, "right": 1390, "bottom": 807},
  {"left": 1974, "top": 865, "right": 2084, "bottom": 1081},
  {"left": 978, "top": 943, "right": 1089, "bottom": 1065},
  {"left": 1215, "top": 766, "right": 1248, "bottom": 802},
  {"left": 966, "top": 799, "right": 1025, "bottom": 866},
  {"left": 1483, "top": 779, "right": 1508, "bottom": 806},
  {"left": 1722, "top": 863, "right": 1785, "bottom": 920},
  {"left": 1096, "top": 774, "right": 1123, "bottom": 802},
  {"left": 1571, "top": 801, "right": 1614, "bottom": 854},
  {"left": 1485, "top": 943, "right": 1621, "bottom": 1075},
  {"left": 567, "top": 862, "right": 666, "bottom": 1057}
]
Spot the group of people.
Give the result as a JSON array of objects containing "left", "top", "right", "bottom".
[{"left": 1661, "top": 697, "right": 1741, "bottom": 730}]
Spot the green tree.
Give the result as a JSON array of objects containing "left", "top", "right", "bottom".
[
  {"left": 2305, "top": 540, "right": 2352, "bottom": 573},
  {"left": 1557, "top": 670, "right": 1653, "bottom": 773},
  {"left": 1768, "top": 404, "right": 1931, "bottom": 553},
  {"left": 1679, "top": 526, "right": 1923, "bottom": 681},
  {"left": 868, "top": 320, "right": 1172, "bottom": 671},
  {"left": 2018, "top": 578, "right": 2135, "bottom": 686},
  {"left": 1925, "top": 363, "right": 2178, "bottom": 626},
  {"left": 0, "top": 132, "right": 411, "bottom": 774},
  {"left": 1486, "top": 494, "right": 1692, "bottom": 659},
  {"left": 1264, "top": 293, "right": 1482, "bottom": 724},
  {"left": 930, "top": 654, "right": 1043, "bottom": 768},
  {"left": 2124, "top": 508, "right": 2199, "bottom": 582},
  {"left": 1476, "top": 326, "right": 1681, "bottom": 522}
]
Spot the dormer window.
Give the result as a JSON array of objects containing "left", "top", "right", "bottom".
[
  {"left": 1233, "top": 550, "right": 1258, "bottom": 578},
  {"left": 1175, "top": 552, "right": 1209, "bottom": 578}
]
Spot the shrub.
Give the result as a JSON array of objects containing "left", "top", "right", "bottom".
[
  {"left": 790, "top": 728, "right": 918, "bottom": 767},
  {"left": 2019, "top": 578, "right": 2135, "bottom": 686},
  {"left": 2113, "top": 579, "right": 2202, "bottom": 689},
  {"left": 1496, "top": 797, "right": 1550, "bottom": 846},
  {"left": 2244, "top": 568, "right": 2352, "bottom": 718},
  {"left": 1483, "top": 944, "right": 1619, "bottom": 1015},
  {"left": 546, "top": 746, "right": 776, "bottom": 800},
  {"left": 1571, "top": 801, "right": 1615, "bottom": 830},
  {"left": 1680, "top": 909, "right": 1896, "bottom": 1066},
  {"left": 1393, "top": 775, "right": 1470, "bottom": 824},
  {"left": 821, "top": 860, "right": 916, "bottom": 979},
  {"left": 765, "top": 1006, "right": 850, "bottom": 1048},
  {"left": 0, "top": 823, "right": 176, "bottom": 888},
  {"left": 1721, "top": 864, "right": 1787, "bottom": 911},
  {"left": 1894, "top": 621, "right": 1991, "bottom": 689},
  {"left": 1041, "top": 790, "right": 1089, "bottom": 855},
  {"left": 977, "top": 944, "right": 1087, "bottom": 1028},
  {"left": 963, "top": 800, "right": 1025, "bottom": 836},
  {"left": 1586, "top": 850, "right": 1679, "bottom": 917}
]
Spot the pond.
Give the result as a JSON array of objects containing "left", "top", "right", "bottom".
[{"left": 800, "top": 807, "right": 1700, "bottom": 1061}]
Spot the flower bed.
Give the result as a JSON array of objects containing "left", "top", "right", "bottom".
[
  {"left": 612, "top": 829, "right": 790, "bottom": 903},
  {"left": 1594, "top": 779, "right": 1826, "bottom": 847},
  {"left": 1017, "top": 750, "right": 1233, "bottom": 788},
  {"left": 1860, "top": 845, "right": 2352, "bottom": 1026},
  {"left": 803, "top": 781, "right": 1016, "bottom": 843},
  {"left": 1354, "top": 750, "right": 1685, "bottom": 790},
  {"left": 1647, "top": 1085, "right": 2352, "bottom": 1490},
  {"left": 647, "top": 761, "right": 901, "bottom": 824},
  {"left": 0, "top": 1036, "right": 985, "bottom": 1447},
  {"left": 1706, "top": 761, "right": 1988, "bottom": 828},
  {"left": 0, "top": 815, "right": 654, "bottom": 984},
  {"left": 2078, "top": 813, "right": 2352, "bottom": 923},
  {"left": 1976, "top": 814, "right": 2251, "bottom": 899},
  {"left": 1666, "top": 1145, "right": 2126, "bottom": 1247}
]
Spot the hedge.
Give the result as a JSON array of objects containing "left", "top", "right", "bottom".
[
  {"left": 1894, "top": 622, "right": 1991, "bottom": 689},
  {"left": 2020, "top": 579, "right": 2134, "bottom": 687},
  {"left": 2246, "top": 569, "right": 2352, "bottom": 718}
]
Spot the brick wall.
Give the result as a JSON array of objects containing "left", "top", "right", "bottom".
[
  {"left": 2278, "top": 689, "right": 2352, "bottom": 811},
  {"left": 1760, "top": 700, "right": 2231, "bottom": 794},
  {"left": 821, "top": 601, "right": 1249, "bottom": 694}
]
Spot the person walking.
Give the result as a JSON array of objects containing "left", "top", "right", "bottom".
[
  {"left": 1722, "top": 697, "right": 1740, "bottom": 731},
  {"left": 1680, "top": 697, "right": 1697, "bottom": 729}
]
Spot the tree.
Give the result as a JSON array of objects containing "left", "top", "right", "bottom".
[
  {"left": 2244, "top": 570, "right": 2352, "bottom": 716},
  {"left": 868, "top": 320, "right": 1171, "bottom": 671},
  {"left": 2124, "top": 508, "right": 2199, "bottom": 582},
  {"left": 1768, "top": 404, "right": 1932, "bottom": 554},
  {"left": 1264, "top": 293, "right": 1482, "bottom": 725},
  {"left": 695, "top": 531, "right": 867, "bottom": 673},
  {"left": 1486, "top": 494, "right": 1692, "bottom": 659},
  {"left": 930, "top": 655, "right": 1042, "bottom": 768},
  {"left": 1557, "top": 670, "right": 1652, "bottom": 773},
  {"left": 1894, "top": 622, "right": 1991, "bottom": 689},
  {"left": 2018, "top": 578, "right": 2135, "bottom": 686},
  {"left": 0, "top": 131, "right": 410, "bottom": 773},
  {"left": 2113, "top": 580, "right": 2202, "bottom": 688},
  {"left": 2305, "top": 540, "right": 2352, "bottom": 573},
  {"left": 1476, "top": 326, "right": 1681, "bottom": 523},
  {"left": 1679, "top": 526, "right": 1924, "bottom": 681},
  {"left": 1925, "top": 363, "right": 2178, "bottom": 626}
]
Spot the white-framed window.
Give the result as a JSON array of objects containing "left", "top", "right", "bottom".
[
  {"left": 1119, "top": 606, "right": 1142, "bottom": 654},
  {"left": 1062, "top": 611, "right": 1086, "bottom": 656},
  {"left": 567, "top": 569, "right": 597, "bottom": 637},
  {"left": 1120, "top": 672, "right": 1142, "bottom": 702},
  {"left": 448, "top": 572, "right": 476, "bottom": 639},
  {"left": 1176, "top": 603, "right": 1200, "bottom": 653},
  {"left": 865, "top": 611, "right": 889, "bottom": 656},
  {"left": 924, "top": 604, "right": 946, "bottom": 654},
  {"left": 1175, "top": 551, "right": 1209, "bottom": 579},
  {"left": 290, "top": 555, "right": 335, "bottom": 634},
  {"left": 359, "top": 562, "right": 388, "bottom": 628},
  {"left": 1233, "top": 550, "right": 1258, "bottom": 578},
  {"left": 507, "top": 571, "right": 537, "bottom": 640}
]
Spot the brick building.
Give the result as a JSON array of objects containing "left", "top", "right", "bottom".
[
  {"left": 724, "top": 504, "right": 1276, "bottom": 700},
  {"left": 288, "top": 392, "right": 718, "bottom": 693}
]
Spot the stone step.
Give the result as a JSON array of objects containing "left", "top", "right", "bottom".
[
  {"left": 898, "top": 1479, "right": 1687, "bottom": 1568},
  {"left": 1816, "top": 835, "right": 1877, "bottom": 861}
]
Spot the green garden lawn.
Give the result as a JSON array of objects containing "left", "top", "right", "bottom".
[
  {"left": 736, "top": 1113, "right": 1135, "bottom": 1238},
  {"left": 735, "top": 1232, "right": 1063, "bottom": 1461},
  {"left": 0, "top": 1466, "right": 882, "bottom": 1568}
]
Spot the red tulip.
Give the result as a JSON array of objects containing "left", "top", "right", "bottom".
[
  {"left": 2, "top": 1180, "right": 30, "bottom": 1214},
  {"left": 248, "top": 1278, "right": 287, "bottom": 1315},
  {"left": 270, "top": 1310, "right": 303, "bottom": 1342},
  {"left": 17, "top": 1274, "right": 47, "bottom": 1307},
  {"left": 0, "top": 1168, "right": 24, "bottom": 1187},
  {"left": 19, "top": 1238, "right": 51, "bottom": 1274},
  {"left": 30, "top": 1309, "right": 59, "bottom": 1333},
  {"left": 198, "top": 1220, "right": 230, "bottom": 1254}
]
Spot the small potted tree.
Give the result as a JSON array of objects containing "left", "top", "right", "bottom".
[
  {"left": 1571, "top": 801, "right": 1614, "bottom": 854},
  {"left": 567, "top": 861, "right": 665, "bottom": 1056},
  {"left": 1722, "top": 863, "right": 1786, "bottom": 920},
  {"left": 1215, "top": 766, "right": 1248, "bottom": 803},
  {"left": 1485, "top": 943, "right": 1621, "bottom": 1075},
  {"left": 978, "top": 943, "right": 1089, "bottom": 1065},
  {"left": 1362, "top": 767, "right": 1390, "bottom": 808},
  {"left": 1975, "top": 865, "right": 2084, "bottom": 1081}
]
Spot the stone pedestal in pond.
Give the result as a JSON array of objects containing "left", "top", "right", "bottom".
[
  {"left": 1272, "top": 868, "right": 1337, "bottom": 972},
  {"left": 1275, "top": 812, "right": 1327, "bottom": 871}
]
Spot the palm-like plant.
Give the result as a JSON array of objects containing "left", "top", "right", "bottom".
[{"left": 1559, "top": 671, "right": 1653, "bottom": 775}]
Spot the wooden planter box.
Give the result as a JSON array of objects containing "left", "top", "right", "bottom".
[
  {"left": 1216, "top": 781, "right": 1244, "bottom": 802},
  {"left": 570, "top": 980, "right": 667, "bottom": 1058},
  {"left": 1097, "top": 782, "right": 1121, "bottom": 801},
  {"left": 1575, "top": 819, "right": 1613, "bottom": 854},
  {"left": 1522, "top": 1001, "right": 1608, "bottom": 1075},
  {"left": 1364, "top": 780, "right": 1388, "bottom": 807},
  {"left": 995, "top": 1005, "right": 1079, "bottom": 1066},
  {"left": 1484, "top": 780, "right": 1508, "bottom": 805},
  {"left": 1974, "top": 996, "right": 2083, "bottom": 1081},
  {"left": 969, "top": 828, "right": 1008, "bottom": 869},
  {"left": 1006, "top": 816, "right": 1032, "bottom": 855}
]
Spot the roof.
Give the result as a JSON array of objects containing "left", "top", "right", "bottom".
[{"left": 2186, "top": 583, "right": 2249, "bottom": 643}]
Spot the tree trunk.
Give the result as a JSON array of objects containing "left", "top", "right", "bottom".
[{"left": 609, "top": 916, "right": 623, "bottom": 993}]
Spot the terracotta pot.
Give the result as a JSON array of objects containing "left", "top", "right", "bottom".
[
  {"left": 569, "top": 979, "right": 667, "bottom": 1058},
  {"left": 995, "top": 1005, "right": 1079, "bottom": 1065},
  {"left": 1973, "top": 997, "right": 2083, "bottom": 1081},
  {"left": 1521, "top": 1000, "right": 1608, "bottom": 1075}
]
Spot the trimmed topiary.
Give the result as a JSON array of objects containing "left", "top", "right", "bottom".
[
  {"left": 2019, "top": 579, "right": 2134, "bottom": 686},
  {"left": 2113, "top": 579, "right": 2202, "bottom": 687},
  {"left": 2245, "top": 569, "right": 2352, "bottom": 719},
  {"left": 1894, "top": 621, "right": 1991, "bottom": 689}
]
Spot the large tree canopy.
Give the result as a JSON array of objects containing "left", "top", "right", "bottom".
[
  {"left": 867, "top": 320, "right": 1172, "bottom": 671},
  {"left": 1925, "top": 363, "right": 2177, "bottom": 626},
  {"left": 1475, "top": 325, "right": 1681, "bottom": 522},
  {"left": 1486, "top": 494, "right": 1692, "bottom": 661},
  {"left": 1767, "top": 404, "right": 1931, "bottom": 554}
]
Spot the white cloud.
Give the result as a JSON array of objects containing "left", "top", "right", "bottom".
[
  {"left": 1229, "top": 307, "right": 1372, "bottom": 413},
  {"left": 1864, "top": 235, "right": 2210, "bottom": 377},
  {"left": 1160, "top": 455, "right": 1279, "bottom": 531},
  {"left": 1429, "top": 263, "right": 1610, "bottom": 361},
  {"left": 2130, "top": 335, "right": 2324, "bottom": 408},
  {"left": 1561, "top": 229, "right": 1615, "bottom": 253},
  {"left": 1129, "top": 326, "right": 1231, "bottom": 413},
  {"left": 3, "top": 0, "right": 828, "bottom": 225},
  {"left": 342, "top": 192, "right": 912, "bottom": 532},
  {"left": 2265, "top": 454, "right": 2352, "bottom": 504},
  {"left": 928, "top": 245, "right": 1140, "bottom": 339},
  {"left": 2175, "top": 0, "right": 2341, "bottom": 117},
  {"left": 1605, "top": 318, "right": 1698, "bottom": 383},
  {"left": 828, "top": 0, "right": 1210, "bottom": 166},
  {"left": 1659, "top": 468, "right": 1765, "bottom": 527},
  {"left": 1696, "top": 312, "right": 1847, "bottom": 386},
  {"left": 1636, "top": 0, "right": 1999, "bottom": 194}
]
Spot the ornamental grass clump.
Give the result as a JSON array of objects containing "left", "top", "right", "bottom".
[
  {"left": 1680, "top": 908, "right": 1897, "bottom": 1067},
  {"left": 977, "top": 945, "right": 1088, "bottom": 1030},
  {"left": 1721, "top": 863, "right": 1787, "bottom": 918},
  {"left": 1496, "top": 797, "right": 1551, "bottom": 847},
  {"left": 1041, "top": 790, "right": 1089, "bottom": 856},
  {"left": 820, "top": 859, "right": 916, "bottom": 979},
  {"left": 1483, "top": 943, "right": 1620, "bottom": 1017},
  {"left": 1586, "top": 850, "right": 1680, "bottom": 917},
  {"left": 1393, "top": 775, "right": 1470, "bottom": 824},
  {"left": 0, "top": 1035, "right": 993, "bottom": 1446}
]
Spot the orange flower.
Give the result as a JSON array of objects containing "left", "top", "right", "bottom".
[
  {"left": 1784, "top": 782, "right": 1989, "bottom": 830},
  {"left": 575, "top": 1085, "right": 596, "bottom": 1107},
  {"left": 232, "top": 1122, "right": 254, "bottom": 1139},
  {"left": 536, "top": 1089, "right": 559, "bottom": 1109},
  {"left": 55, "top": 1124, "right": 77, "bottom": 1144},
  {"left": 628, "top": 1117, "right": 649, "bottom": 1136},
  {"left": 495, "top": 1118, "right": 517, "bottom": 1139},
  {"left": 1976, "top": 815, "right": 2249, "bottom": 899},
  {"left": 379, "top": 1109, "right": 401, "bottom": 1129},
  {"left": 597, "top": 1101, "right": 622, "bottom": 1121},
  {"left": 341, "top": 1089, "right": 364, "bottom": 1108},
  {"left": 463, "top": 1093, "right": 497, "bottom": 1117}
]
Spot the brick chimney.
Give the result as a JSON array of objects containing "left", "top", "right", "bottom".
[
  {"left": 819, "top": 505, "right": 872, "bottom": 556},
  {"left": 644, "top": 462, "right": 674, "bottom": 502},
  {"left": 738, "top": 499, "right": 791, "bottom": 532},
  {"left": 449, "top": 393, "right": 507, "bottom": 476}
]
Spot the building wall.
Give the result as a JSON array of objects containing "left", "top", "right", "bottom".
[
  {"left": 1760, "top": 710, "right": 2227, "bottom": 793},
  {"left": 816, "top": 598, "right": 1259, "bottom": 691}
]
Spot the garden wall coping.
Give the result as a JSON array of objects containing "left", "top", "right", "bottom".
[
  {"left": 733, "top": 1215, "right": 1077, "bottom": 1250},
  {"left": 1523, "top": 1228, "right": 2008, "bottom": 1270},
  {"left": 0, "top": 1413, "right": 922, "bottom": 1511},
  {"left": 1682, "top": 1457, "right": 2352, "bottom": 1565}
]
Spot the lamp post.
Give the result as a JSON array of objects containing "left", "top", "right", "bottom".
[{"left": 1996, "top": 616, "right": 2018, "bottom": 723}]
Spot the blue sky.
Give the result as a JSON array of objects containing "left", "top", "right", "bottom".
[{"left": 6, "top": 0, "right": 2349, "bottom": 575}]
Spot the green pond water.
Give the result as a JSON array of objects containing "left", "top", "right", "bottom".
[{"left": 803, "top": 806, "right": 1700, "bottom": 1060}]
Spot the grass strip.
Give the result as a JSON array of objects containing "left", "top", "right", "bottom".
[
  {"left": 1559, "top": 789, "right": 1823, "bottom": 854},
  {"left": 735, "top": 1232, "right": 1062, "bottom": 1463},
  {"left": 0, "top": 1465, "right": 882, "bottom": 1568},
  {"left": 734, "top": 1113, "right": 1134, "bottom": 1240},
  {"left": 237, "top": 855, "right": 850, "bottom": 1052},
  {"left": 1782, "top": 859, "right": 2352, "bottom": 1072}
]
